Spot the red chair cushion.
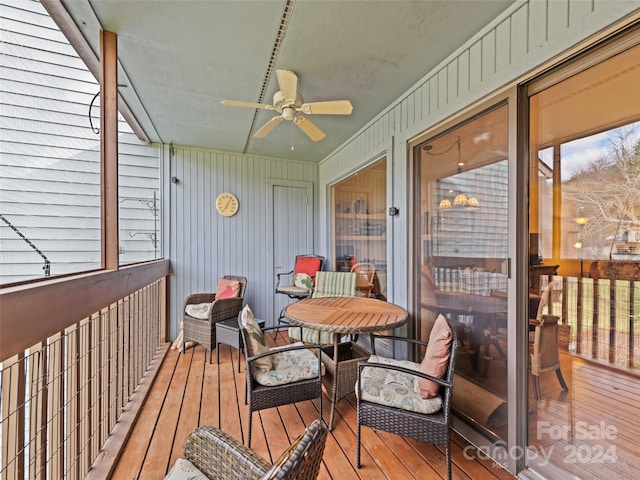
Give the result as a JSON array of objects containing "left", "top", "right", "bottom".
[{"left": 293, "top": 257, "right": 322, "bottom": 278}]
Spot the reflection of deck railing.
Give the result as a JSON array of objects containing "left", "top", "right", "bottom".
[
  {"left": 539, "top": 275, "right": 639, "bottom": 369},
  {"left": 0, "top": 260, "right": 170, "bottom": 479}
]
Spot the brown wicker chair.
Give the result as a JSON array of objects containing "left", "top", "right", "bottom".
[
  {"left": 168, "top": 419, "right": 327, "bottom": 480},
  {"left": 356, "top": 326, "right": 458, "bottom": 480},
  {"left": 240, "top": 323, "right": 323, "bottom": 448},
  {"left": 183, "top": 275, "right": 247, "bottom": 363},
  {"left": 350, "top": 262, "right": 376, "bottom": 298},
  {"left": 529, "top": 315, "right": 569, "bottom": 400}
]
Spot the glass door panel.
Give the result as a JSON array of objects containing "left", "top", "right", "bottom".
[
  {"left": 415, "top": 103, "right": 510, "bottom": 441},
  {"left": 527, "top": 41, "right": 640, "bottom": 478},
  {"left": 331, "top": 158, "right": 387, "bottom": 299}
]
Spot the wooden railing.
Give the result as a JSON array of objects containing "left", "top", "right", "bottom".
[
  {"left": 539, "top": 275, "right": 639, "bottom": 370},
  {"left": 0, "top": 260, "right": 170, "bottom": 480}
]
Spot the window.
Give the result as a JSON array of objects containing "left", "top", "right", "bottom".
[{"left": 0, "top": 1, "right": 160, "bottom": 284}]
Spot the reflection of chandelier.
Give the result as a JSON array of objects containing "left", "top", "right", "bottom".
[
  {"left": 438, "top": 198, "right": 452, "bottom": 210},
  {"left": 439, "top": 193, "right": 479, "bottom": 211}
]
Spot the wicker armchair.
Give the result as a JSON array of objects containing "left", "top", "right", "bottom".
[
  {"left": 356, "top": 326, "right": 458, "bottom": 480},
  {"left": 165, "top": 419, "right": 327, "bottom": 480},
  {"left": 240, "top": 322, "right": 324, "bottom": 448},
  {"left": 183, "top": 275, "right": 247, "bottom": 363},
  {"left": 530, "top": 315, "right": 569, "bottom": 400}
]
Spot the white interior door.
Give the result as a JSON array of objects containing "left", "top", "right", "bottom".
[{"left": 272, "top": 183, "right": 313, "bottom": 321}]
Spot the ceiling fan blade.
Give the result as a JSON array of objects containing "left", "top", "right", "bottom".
[
  {"left": 276, "top": 70, "right": 298, "bottom": 101},
  {"left": 221, "top": 99, "right": 275, "bottom": 110},
  {"left": 294, "top": 115, "right": 325, "bottom": 142},
  {"left": 300, "top": 100, "right": 353, "bottom": 115},
  {"left": 254, "top": 116, "right": 284, "bottom": 138}
]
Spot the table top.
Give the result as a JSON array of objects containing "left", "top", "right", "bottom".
[{"left": 283, "top": 297, "right": 407, "bottom": 335}]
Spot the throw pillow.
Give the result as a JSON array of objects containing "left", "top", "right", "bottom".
[
  {"left": 216, "top": 278, "right": 241, "bottom": 299},
  {"left": 293, "top": 272, "right": 313, "bottom": 289},
  {"left": 418, "top": 314, "right": 453, "bottom": 398},
  {"left": 239, "top": 305, "right": 271, "bottom": 372}
]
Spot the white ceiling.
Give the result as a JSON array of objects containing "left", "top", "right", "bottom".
[{"left": 53, "top": 0, "right": 516, "bottom": 162}]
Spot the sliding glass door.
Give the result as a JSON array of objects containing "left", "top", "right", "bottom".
[
  {"left": 414, "top": 103, "right": 511, "bottom": 442},
  {"left": 526, "top": 37, "right": 640, "bottom": 479}
]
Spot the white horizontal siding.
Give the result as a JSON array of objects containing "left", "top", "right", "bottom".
[{"left": 0, "top": 0, "right": 160, "bottom": 284}]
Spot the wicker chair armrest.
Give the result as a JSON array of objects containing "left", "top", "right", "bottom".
[
  {"left": 183, "top": 425, "right": 269, "bottom": 480},
  {"left": 184, "top": 293, "right": 217, "bottom": 309},
  {"left": 357, "top": 360, "right": 453, "bottom": 390}
]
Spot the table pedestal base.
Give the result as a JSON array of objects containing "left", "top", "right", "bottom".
[{"left": 321, "top": 342, "right": 370, "bottom": 430}]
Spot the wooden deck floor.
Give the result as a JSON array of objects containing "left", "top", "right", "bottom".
[{"left": 112, "top": 337, "right": 516, "bottom": 480}]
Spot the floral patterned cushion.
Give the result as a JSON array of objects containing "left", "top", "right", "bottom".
[
  {"left": 253, "top": 342, "right": 323, "bottom": 387},
  {"left": 293, "top": 272, "right": 313, "bottom": 289},
  {"left": 184, "top": 303, "right": 211, "bottom": 319},
  {"left": 357, "top": 355, "right": 443, "bottom": 415},
  {"left": 164, "top": 458, "right": 208, "bottom": 480}
]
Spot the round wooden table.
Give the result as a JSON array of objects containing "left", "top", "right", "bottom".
[{"left": 284, "top": 297, "right": 408, "bottom": 429}]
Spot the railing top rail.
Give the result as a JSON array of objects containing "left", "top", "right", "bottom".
[{"left": 0, "top": 259, "right": 170, "bottom": 362}]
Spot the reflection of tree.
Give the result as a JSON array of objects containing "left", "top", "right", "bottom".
[{"left": 563, "top": 126, "right": 640, "bottom": 259}]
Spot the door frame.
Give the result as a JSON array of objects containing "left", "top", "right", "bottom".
[{"left": 267, "top": 178, "right": 314, "bottom": 323}]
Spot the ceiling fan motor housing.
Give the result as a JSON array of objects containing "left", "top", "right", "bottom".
[{"left": 273, "top": 90, "right": 303, "bottom": 113}]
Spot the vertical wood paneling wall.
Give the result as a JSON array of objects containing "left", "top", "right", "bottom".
[
  {"left": 318, "top": 0, "right": 640, "bottom": 309},
  {"left": 167, "top": 145, "right": 318, "bottom": 339}
]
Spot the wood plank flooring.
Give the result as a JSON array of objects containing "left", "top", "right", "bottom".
[{"left": 112, "top": 336, "right": 516, "bottom": 480}]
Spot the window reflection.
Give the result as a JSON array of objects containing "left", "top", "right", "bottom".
[{"left": 416, "top": 103, "right": 510, "bottom": 441}]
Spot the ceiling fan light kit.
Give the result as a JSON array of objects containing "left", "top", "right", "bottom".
[{"left": 222, "top": 69, "right": 353, "bottom": 142}]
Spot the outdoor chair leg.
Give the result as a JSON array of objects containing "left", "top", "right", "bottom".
[
  {"left": 556, "top": 368, "right": 569, "bottom": 391},
  {"left": 445, "top": 443, "right": 452, "bottom": 480},
  {"left": 356, "top": 418, "right": 361, "bottom": 468},
  {"left": 533, "top": 375, "right": 541, "bottom": 400}
]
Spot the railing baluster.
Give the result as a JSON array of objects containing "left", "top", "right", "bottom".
[
  {"left": 48, "top": 333, "right": 65, "bottom": 479},
  {"left": 630, "top": 282, "right": 636, "bottom": 369}
]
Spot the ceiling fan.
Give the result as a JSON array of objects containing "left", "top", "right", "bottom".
[{"left": 221, "top": 69, "right": 353, "bottom": 142}]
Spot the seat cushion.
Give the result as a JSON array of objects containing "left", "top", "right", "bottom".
[
  {"left": 276, "top": 285, "right": 311, "bottom": 296},
  {"left": 253, "top": 343, "right": 323, "bottom": 386},
  {"left": 358, "top": 355, "right": 443, "bottom": 414},
  {"left": 216, "top": 278, "right": 241, "bottom": 299},
  {"left": 184, "top": 303, "right": 211, "bottom": 319},
  {"left": 240, "top": 305, "right": 272, "bottom": 371},
  {"left": 418, "top": 314, "right": 453, "bottom": 398},
  {"left": 164, "top": 458, "right": 208, "bottom": 480}
]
